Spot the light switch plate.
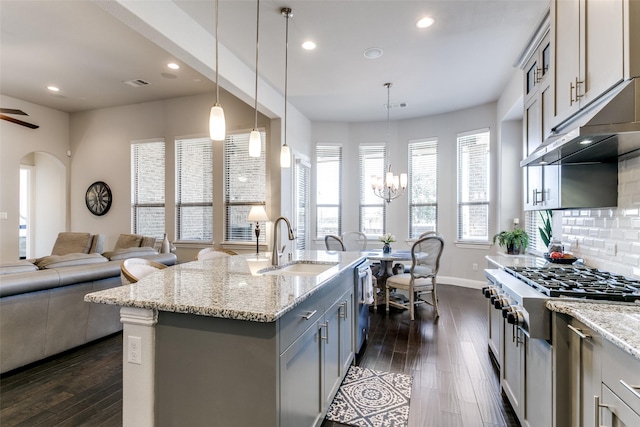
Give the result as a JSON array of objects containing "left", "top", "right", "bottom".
[{"left": 0, "top": 212, "right": 7, "bottom": 220}]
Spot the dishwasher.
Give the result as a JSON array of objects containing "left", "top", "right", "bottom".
[{"left": 354, "top": 262, "right": 371, "bottom": 353}]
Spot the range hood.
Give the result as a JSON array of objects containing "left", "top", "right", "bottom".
[{"left": 521, "top": 77, "right": 640, "bottom": 166}]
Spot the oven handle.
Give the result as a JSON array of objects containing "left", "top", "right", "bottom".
[{"left": 594, "top": 395, "right": 609, "bottom": 427}]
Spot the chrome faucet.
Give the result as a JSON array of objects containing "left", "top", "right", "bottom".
[{"left": 272, "top": 216, "right": 295, "bottom": 266}]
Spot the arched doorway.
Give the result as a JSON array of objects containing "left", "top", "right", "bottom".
[{"left": 19, "top": 151, "right": 66, "bottom": 258}]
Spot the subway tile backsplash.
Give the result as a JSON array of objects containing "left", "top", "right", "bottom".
[{"left": 561, "top": 156, "right": 640, "bottom": 278}]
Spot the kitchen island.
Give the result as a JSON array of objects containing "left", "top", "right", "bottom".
[{"left": 85, "top": 250, "right": 367, "bottom": 427}]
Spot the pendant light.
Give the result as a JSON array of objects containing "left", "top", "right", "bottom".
[
  {"left": 248, "top": 0, "right": 262, "bottom": 158},
  {"left": 280, "top": 7, "right": 292, "bottom": 168},
  {"left": 209, "top": 0, "right": 225, "bottom": 141},
  {"left": 370, "top": 82, "right": 407, "bottom": 203}
]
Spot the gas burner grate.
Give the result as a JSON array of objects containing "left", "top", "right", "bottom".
[{"left": 504, "top": 266, "right": 640, "bottom": 302}]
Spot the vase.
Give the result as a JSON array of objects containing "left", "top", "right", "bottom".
[
  {"left": 160, "top": 233, "right": 170, "bottom": 253},
  {"left": 383, "top": 243, "right": 391, "bottom": 254}
]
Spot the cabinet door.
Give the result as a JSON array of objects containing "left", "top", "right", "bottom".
[
  {"left": 339, "top": 290, "right": 354, "bottom": 376},
  {"left": 502, "top": 324, "right": 524, "bottom": 420},
  {"left": 582, "top": 0, "right": 624, "bottom": 105},
  {"left": 553, "top": 0, "right": 581, "bottom": 123},
  {"left": 553, "top": 314, "right": 602, "bottom": 427},
  {"left": 322, "top": 297, "right": 343, "bottom": 410},
  {"left": 523, "top": 335, "right": 552, "bottom": 427},
  {"left": 280, "top": 321, "right": 323, "bottom": 427}
]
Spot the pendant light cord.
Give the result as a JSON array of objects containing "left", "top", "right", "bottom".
[
  {"left": 385, "top": 82, "right": 392, "bottom": 169},
  {"left": 254, "top": 0, "right": 260, "bottom": 130},
  {"left": 283, "top": 8, "right": 290, "bottom": 147},
  {"left": 215, "top": 0, "right": 220, "bottom": 104}
]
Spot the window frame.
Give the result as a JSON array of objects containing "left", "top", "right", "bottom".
[
  {"left": 131, "top": 138, "right": 166, "bottom": 239},
  {"left": 408, "top": 138, "right": 438, "bottom": 239},
  {"left": 456, "top": 128, "right": 491, "bottom": 243},
  {"left": 359, "top": 143, "right": 387, "bottom": 238},
  {"left": 315, "top": 143, "right": 343, "bottom": 238}
]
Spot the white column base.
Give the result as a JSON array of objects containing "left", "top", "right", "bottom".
[{"left": 120, "top": 307, "right": 158, "bottom": 427}]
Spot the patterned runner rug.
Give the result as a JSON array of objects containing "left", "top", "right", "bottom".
[{"left": 325, "top": 366, "right": 413, "bottom": 427}]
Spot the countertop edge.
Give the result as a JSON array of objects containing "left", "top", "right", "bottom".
[{"left": 546, "top": 300, "right": 640, "bottom": 361}]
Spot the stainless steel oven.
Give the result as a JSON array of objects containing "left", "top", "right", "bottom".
[{"left": 484, "top": 269, "right": 553, "bottom": 427}]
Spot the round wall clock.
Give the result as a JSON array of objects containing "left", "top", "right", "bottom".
[{"left": 85, "top": 181, "right": 112, "bottom": 216}]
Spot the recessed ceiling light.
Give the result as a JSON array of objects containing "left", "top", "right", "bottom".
[
  {"left": 167, "top": 63, "right": 180, "bottom": 70},
  {"left": 302, "top": 41, "right": 316, "bottom": 50},
  {"left": 416, "top": 16, "right": 435, "bottom": 29},
  {"left": 46, "top": 85, "right": 60, "bottom": 92},
  {"left": 363, "top": 47, "right": 383, "bottom": 59}
]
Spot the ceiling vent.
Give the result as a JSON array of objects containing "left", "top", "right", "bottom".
[
  {"left": 123, "top": 79, "right": 151, "bottom": 88},
  {"left": 384, "top": 102, "right": 407, "bottom": 109}
]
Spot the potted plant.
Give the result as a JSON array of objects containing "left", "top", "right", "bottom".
[
  {"left": 538, "top": 209, "right": 552, "bottom": 248},
  {"left": 493, "top": 228, "right": 529, "bottom": 255}
]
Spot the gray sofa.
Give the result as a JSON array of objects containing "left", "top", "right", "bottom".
[{"left": 0, "top": 232, "right": 176, "bottom": 374}]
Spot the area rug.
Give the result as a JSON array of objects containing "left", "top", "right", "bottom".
[{"left": 325, "top": 366, "right": 413, "bottom": 427}]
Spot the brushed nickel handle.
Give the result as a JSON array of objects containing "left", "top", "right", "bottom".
[
  {"left": 302, "top": 310, "right": 317, "bottom": 320},
  {"left": 594, "top": 395, "right": 609, "bottom": 427},
  {"left": 320, "top": 322, "right": 329, "bottom": 343},
  {"left": 575, "top": 77, "right": 584, "bottom": 99},
  {"left": 570, "top": 81, "right": 576, "bottom": 105},
  {"left": 567, "top": 324, "right": 590, "bottom": 339},
  {"left": 339, "top": 301, "right": 348, "bottom": 320},
  {"left": 620, "top": 380, "right": 640, "bottom": 400}
]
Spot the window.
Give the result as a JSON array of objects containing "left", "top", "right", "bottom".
[
  {"left": 409, "top": 139, "right": 438, "bottom": 238},
  {"left": 176, "top": 137, "right": 213, "bottom": 241},
  {"left": 225, "top": 130, "right": 266, "bottom": 242},
  {"left": 457, "top": 129, "right": 490, "bottom": 241},
  {"left": 359, "top": 144, "right": 386, "bottom": 236},
  {"left": 131, "top": 140, "right": 165, "bottom": 238},
  {"left": 316, "top": 144, "right": 342, "bottom": 238},
  {"left": 294, "top": 158, "right": 311, "bottom": 249}
]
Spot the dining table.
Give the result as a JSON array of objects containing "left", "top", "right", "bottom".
[{"left": 363, "top": 250, "right": 414, "bottom": 307}]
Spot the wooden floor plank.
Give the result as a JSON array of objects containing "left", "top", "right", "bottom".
[{"left": 1, "top": 284, "right": 519, "bottom": 427}]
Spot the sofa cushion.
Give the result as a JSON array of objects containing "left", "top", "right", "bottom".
[
  {"left": 114, "top": 234, "right": 143, "bottom": 250},
  {"left": 51, "top": 232, "right": 93, "bottom": 255},
  {"left": 102, "top": 247, "right": 158, "bottom": 261},
  {"left": 0, "top": 261, "right": 38, "bottom": 275},
  {"left": 35, "top": 253, "right": 108, "bottom": 270}
]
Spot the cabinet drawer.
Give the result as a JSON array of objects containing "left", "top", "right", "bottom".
[
  {"left": 601, "top": 384, "right": 640, "bottom": 427},
  {"left": 279, "top": 292, "right": 323, "bottom": 352},
  {"left": 601, "top": 340, "right": 640, "bottom": 416}
]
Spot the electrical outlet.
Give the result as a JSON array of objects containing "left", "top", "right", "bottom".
[
  {"left": 472, "top": 263, "right": 478, "bottom": 271},
  {"left": 0, "top": 212, "right": 7, "bottom": 220},
  {"left": 127, "top": 336, "right": 142, "bottom": 365}
]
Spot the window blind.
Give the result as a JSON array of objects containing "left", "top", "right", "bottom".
[
  {"left": 176, "top": 137, "right": 213, "bottom": 241},
  {"left": 131, "top": 140, "right": 165, "bottom": 238},
  {"left": 409, "top": 139, "right": 438, "bottom": 238},
  {"left": 224, "top": 131, "right": 266, "bottom": 242},
  {"left": 316, "top": 144, "right": 342, "bottom": 238},
  {"left": 457, "top": 129, "right": 490, "bottom": 242},
  {"left": 359, "top": 144, "right": 386, "bottom": 236},
  {"left": 294, "top": 158, "right": 310, "bottom": 249}
]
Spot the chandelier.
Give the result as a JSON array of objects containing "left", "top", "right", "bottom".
[{"left": 371, "top": 82, "right": 407, "bottom": 203}]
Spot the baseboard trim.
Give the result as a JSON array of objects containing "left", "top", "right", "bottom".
[{"left": 438, "top": 276, "right": 485, "bottom": 290}]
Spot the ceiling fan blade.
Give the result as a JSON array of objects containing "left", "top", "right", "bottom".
[
  {"left": 0, "top": 108, "right": 28, "bottom": 116},
  {"left": 0, "top": 114, "right": 39, "bottom": 129}
]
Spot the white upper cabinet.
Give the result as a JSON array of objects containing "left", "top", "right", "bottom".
[{"left": 551, "top": 0, "right": 638, "bottom": 126}]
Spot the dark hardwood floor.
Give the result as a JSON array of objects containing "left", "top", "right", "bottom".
[{"left": 0, "top": 284, "right": 519, "bottom": 427}]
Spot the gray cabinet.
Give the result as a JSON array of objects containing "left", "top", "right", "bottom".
[
  {"left": 598, "top": 339, "right": 640, "bottom": 427},
  {"left": 280, "top": 273, "right": 355, "bottom": 427},
  {"left": 552, "top": 0, "right": 639, "bottom": 126},
  {"left": 553, "top": 313, "right": 602, "bottom": 427}
]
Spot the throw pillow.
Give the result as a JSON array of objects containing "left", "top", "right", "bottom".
[
  {"left": 51, "top": 232, "right": 93, "bottom": 255},
  {"left": 114, "top": 234, "right": 143, "bottom": 250}
]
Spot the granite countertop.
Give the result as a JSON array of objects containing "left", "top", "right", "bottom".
[
  {"left": 84, "top": 250, "right": 365, "bottom": 323},
  {"left": 546, "top": 300, "right": 640, "bottom": 361}
]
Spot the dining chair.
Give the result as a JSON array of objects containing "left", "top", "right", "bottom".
[
  {"left": 121, "top": 257, "right": 167, "bottom": 285},
  {"left": 196, "top": 247, "right": 238, "bottom": 260},
  {"left": 324, "top": 234, "right": 346, "bottom": 251},
  {"left": 385, "top": 234, "right": 444, "bottom": 320},
  {"left": 341, "top": 231, "right": 367, "bottom": 251}
]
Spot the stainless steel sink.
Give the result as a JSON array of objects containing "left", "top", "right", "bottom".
[{"left": 259, "top": 261, "right": 338, "bottom": 276}]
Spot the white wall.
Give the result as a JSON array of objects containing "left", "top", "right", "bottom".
[
  {"left": 0, "top": 95, "right": 70, "bottom": 262},
  {"left": 69, "top": 91, "right": 272, "bottom": 251},
  {"left": 312, "top": 102, "right": 514, "bottom": 285}
]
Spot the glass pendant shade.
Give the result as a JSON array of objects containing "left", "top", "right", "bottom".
[
  {"left": 209, "top": 104, "right": 226, "bottom": 141},
  {"left": 249, "top": 130, "right": 261, "bottom": 157},
  {"left": 280, "top": 144, "right": 291, "bottom": 168}
]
